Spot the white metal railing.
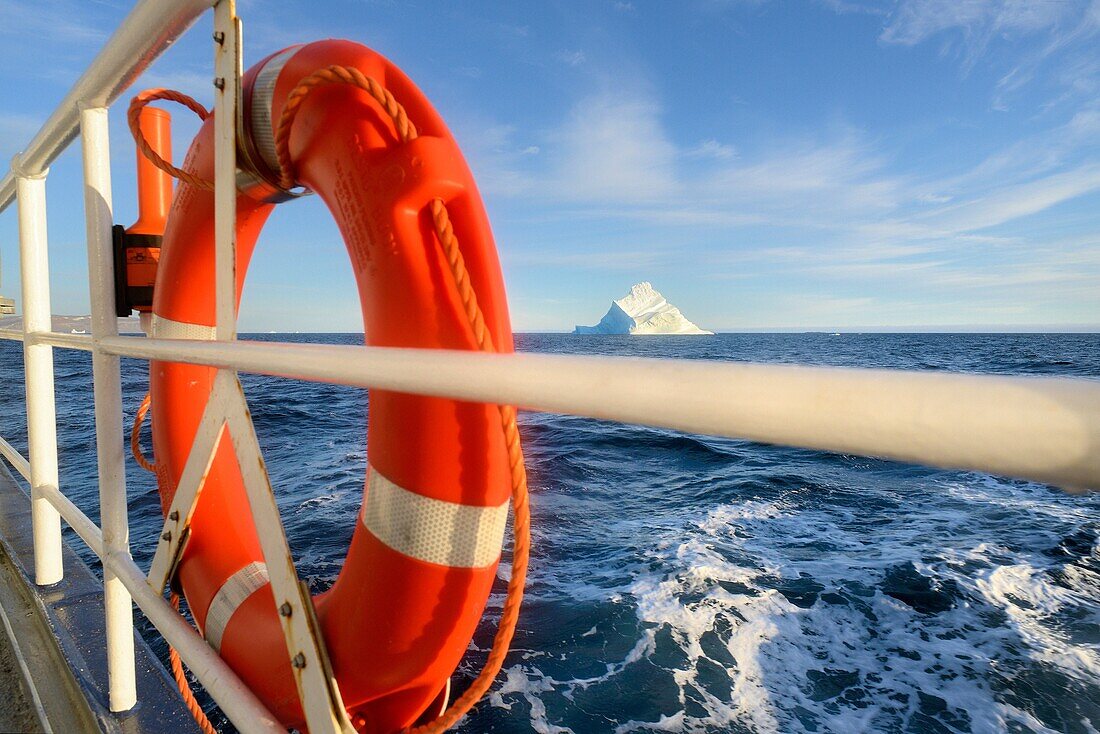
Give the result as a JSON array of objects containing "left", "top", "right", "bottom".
[
  {"left": 0, "top": 0, "right": 211, "bottom": 213},
  {"left": 0, "top": 0, "right": 1097, "bottom": 733},
  {"left": 1, "top": 0, "right": 284, "bottom": 731},
  {"left": 4, "top": 330, "right": 1098, "bottom": 492}
]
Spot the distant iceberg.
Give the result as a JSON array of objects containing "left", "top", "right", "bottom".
[{"left": 574, "top": 282, "right": 713, "bottom": 335}]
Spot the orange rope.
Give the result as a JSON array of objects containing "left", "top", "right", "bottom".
[
  {"left": 409, "top": 200, "right": 531, "bottom": 734},
  {"left": 126, "top": 89, "right": 213, "bottom": 191},
  {"left": 170, "top": 593, "right": 218, "bottom": 734},
  {"left": 131, "top": 392, "right": 156, "bottom": 473},
  {"left": 273, "top": 65, "right": 418, "bottom": 189}
]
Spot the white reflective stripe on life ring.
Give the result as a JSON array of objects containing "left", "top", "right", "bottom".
[
  {"left": 203, "top": 561, "right": 270, "bottom": 652},
  {"left": 151, "top": 313, "right": 217, "bottom": 341},
  {"left": 362, "top": 466, "right": 509, "bottom": 569}
]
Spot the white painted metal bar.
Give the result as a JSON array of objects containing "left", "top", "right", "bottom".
[
  {"left": 15, "top": 327, "right": 1100, "bottom": 492},
  {"left": 202, "top": 4, "right": 333, "bottom": 722},
  {"left": 206, "top": 5, "right": 345, "bottom": 716},
  {"left": 0, "top": 0, "right": 210, "bottom": 213},
  {"left": 1, "top": 444, "right": 283, "bottom": 732},
  {"left": 79, "top": 105, "right": 138, "bottom": 712},
  {"left": 20, "top": 331, "right": 93, "bottom": 350},
  {"left": 32, "top": 477, "right": 105, "bottom": 560},
  {"left": 0, "top": 328, "right": 26, "bottom": 342},
  {"left": 0, "top": 438, "right": 31, "bottom": 481},
  {"left": 0, "top": 442, "right": 284, "bottom": 732},
  {"left": 222, "top": 377, "right": 352, "bottom": 733},
  {"left": 213, "top": 0, "right": 240, "bottom": 342},
  {"left": 106, "top": 548, "right": 285, "bottom": 734},
  {"left": 0, "top": 458, "right": 283, "bottom": 732},
  {"left": 15, "top": 173, "right": 64, "bottom": 587},
  {"left": 80, "top": 335, "right": 1100, "bottom": 491},
  {"left": 146, "top": 373, "right": 231, "bottom": 593}
]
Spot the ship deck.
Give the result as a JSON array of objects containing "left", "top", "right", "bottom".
[{"left": 0, "top": 462, "right": 199, "bottom": 733}]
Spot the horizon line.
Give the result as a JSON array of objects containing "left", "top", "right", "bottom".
[
  {"left": 231, "top": 326, "right": 1100, "bottom": 334},
  {"left": 2, "top": 316, "right": 1097, "bottom": 335}
]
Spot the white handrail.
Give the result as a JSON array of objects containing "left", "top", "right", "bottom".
[
  {"left": 0, "top": 438, "right": 30, "bottom": 481},
  {"left": 0, "top": 0, "right": 210, "bottom": 212},
  {"left": 10, "top": 330, "right": 1098, "bottom": 492}
]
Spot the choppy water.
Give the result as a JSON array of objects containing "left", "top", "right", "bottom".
[{"left": 0, "top": 333, "right": 1098, "bottom": 733}]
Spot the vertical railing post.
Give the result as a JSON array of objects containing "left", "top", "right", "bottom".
[
  {"left": 79, "top": 106, "right": 138, "bottom": 712},
  {"left": 213, "top": 0, "right": 239, "bottom": 342},
  {"left": 15, "top": 164, "right": 63, "bottom": 586}
]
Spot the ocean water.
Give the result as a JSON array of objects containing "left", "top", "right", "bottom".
[{"left": 0, "top": 333, "right": 1098, "bottom": 733}]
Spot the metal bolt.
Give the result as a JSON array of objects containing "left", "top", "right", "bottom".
[
  {"left": 279, "top": 602, "right": 293, "bottom": 617},
  {"left": 213, "top": 31, "right": 225, "bottom": 44},
  {"left": 161, "top": 531, "right": 172, "bottom": 542},
  {"left": 292, "top": 653, "right": 306, "bottom": 669},
  {"left": 168, "top": 510, "right": 179, "bottom": 521},
  {"left": 213, "top": 78, "right": 225, "bottom": 90}
]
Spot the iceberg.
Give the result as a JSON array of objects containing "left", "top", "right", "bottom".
[{"left": 574, "top": 282, "right": 713, "bottom": 335}]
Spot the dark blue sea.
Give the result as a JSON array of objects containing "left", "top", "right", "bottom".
[{"left": 1, "top": 333, "right": 1098, "bottom": 733}]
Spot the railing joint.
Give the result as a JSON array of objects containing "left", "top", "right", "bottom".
[{"left": 9, "top": 155, "right": 47, "bottom": 181}]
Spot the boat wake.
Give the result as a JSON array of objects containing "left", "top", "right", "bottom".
[{"left": 468, "top": 475, "right": 1100, "bottom": 733}]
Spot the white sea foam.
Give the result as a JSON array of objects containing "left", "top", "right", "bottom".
[
  {"left": 490, "top": 666, "right": 576, "bottom": 734},
  {"left": 485, "top": 476, "right": 1100, "bottom": 732},
  {"left": 975, "top": 563, "right": 1100, "bottom": 682}
]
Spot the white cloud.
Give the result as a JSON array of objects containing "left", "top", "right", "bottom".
[
  {"left": 449, "top": 120, "right": 538, "bottom": 197},
  {"left": 546, "top": 90, "right": 679, "bottom": 203},
  {"left": 878, "top": 0, "right": 1100, "bottom": 109},
  {"left": 555, "top": 50, "right": 587, "bottom": 66},
  {"left": 703, "top": 132, "right": 905, "bottom": 217},
  {"left": 880, "top": 0, "right": 1072, "bottom": 47},
  {"left": 816, "top": 0, "right": 887, "bottom": 16},
  {"left": 491, "top": 81, "right": 1100, "bottom": 253},
  {"left": 920, "top": 163, "right": 1100, "bottom": 232},
  {"left": 686, "top": 139, "right": 737, "bottom": 160},
  {"left": 0, "top": 0, "right": 105, "bottom": 45},
  {"left": 809, "top": 260, "right": 949, "bottom": 278},
  {"left": 925, "top": 266, "right": 1096, "bottom": 288},
  {"left": 470, "top": 51, "right": 1100, "bottom": 311},
  {"left": 924, "top": 103, "right": 1100, "bottom": 198},
  {"left": 506, "top": 248, "right": 672, "bottom": 270},
  {"left": 525, "top": 85, "right": 907, "bottom": 225}
]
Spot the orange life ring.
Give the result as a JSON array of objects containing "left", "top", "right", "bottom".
[{"left": 149, "top": 40, "right": 514, "bottom": 731}]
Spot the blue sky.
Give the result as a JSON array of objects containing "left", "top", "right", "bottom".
[{"left": 1, "top": 0, "right": 1098, "bottom": 332}]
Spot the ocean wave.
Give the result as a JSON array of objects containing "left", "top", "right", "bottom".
[
  {"left": 481, "top": 477, "right": 1100, "bottom": 733},
  {"left": 5, "top": 333, "right": 1099, "bottom": 733}
]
